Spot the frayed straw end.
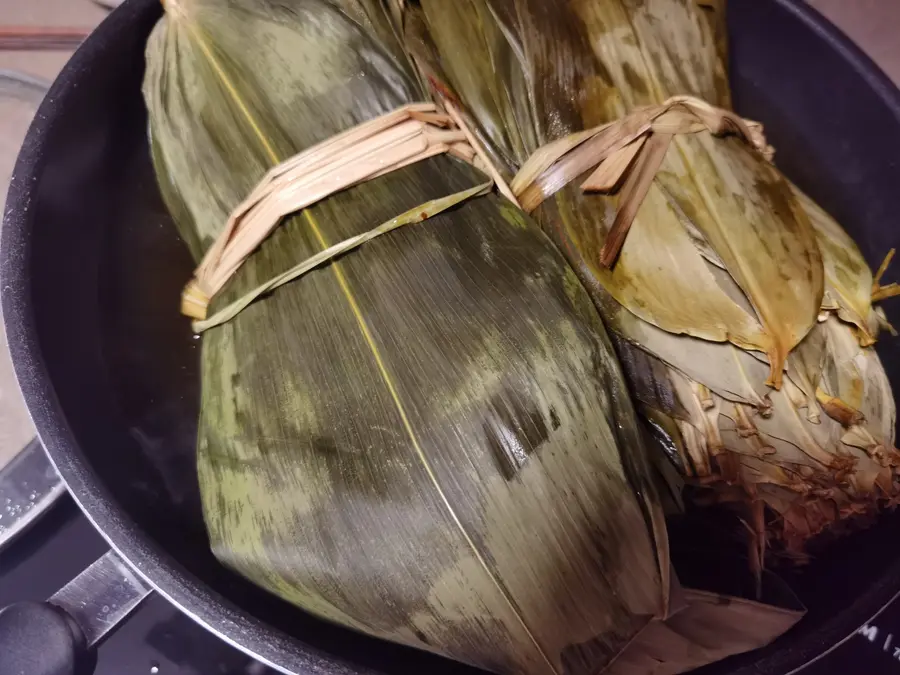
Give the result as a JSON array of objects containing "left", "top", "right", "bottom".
[{"left": 182, "top": 280, "right": 210, "bottom": 320}]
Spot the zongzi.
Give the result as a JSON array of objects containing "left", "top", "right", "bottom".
[
  {"left": 409, "top": 0, "right": 898, "bottom": 569},
  {"left": 143, "top": 0, "right": 671, "bottom": 673}
]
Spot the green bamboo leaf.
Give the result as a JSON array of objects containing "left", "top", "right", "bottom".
[
  {"left": 414, "top": 0, "right": 534, "bottom": 172},
  {"left": 144, "top": 1, "right": 666, "bottom": 672},
  {"left": 192, "top": 182, "right": 494, "bottom": 332},
  {"left": 576, "top": 0, "right": 730, "bottom": 112}
]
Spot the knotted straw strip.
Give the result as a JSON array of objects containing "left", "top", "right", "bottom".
[
  {"left": 183, "top": 96, "right": 770, "bottom": 330},
  {"left": 511, "top": 95, "right": 773, "bottom": 267},
  {"left": 182, "top": 101, "right": 516, "bottom": 322},
  {"left": 191, "top": 182, "right": 493, "bottom": 333}
]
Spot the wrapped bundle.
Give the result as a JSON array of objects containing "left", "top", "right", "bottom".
[
  {"left": 143, "top": 0, "right": 673, "bottom": 673},
  {"left": 410, "top": 0, "right": 899, "bottom": 571}
]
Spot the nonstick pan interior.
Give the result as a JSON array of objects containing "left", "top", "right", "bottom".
[{"left": 3, "top": 1, "right": 900, "bottom": 674}]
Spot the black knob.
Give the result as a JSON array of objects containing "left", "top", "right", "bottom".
[{"left": 0, "top": 601, "right": 96, "bottom": 675}]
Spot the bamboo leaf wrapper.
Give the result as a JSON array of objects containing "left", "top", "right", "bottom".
[
  {"left": 400, "top": 0, "right": 897, "bottom": 669},
  {"left": 411, "top": 0, "right": 898, "bottom": 572},
  {"left": 143, "top": 0, "right": 668, "bottom": 673}
]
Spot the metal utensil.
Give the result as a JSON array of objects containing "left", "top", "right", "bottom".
[{"left": 0, "top": 439, "right": 65, "bottom": 552}]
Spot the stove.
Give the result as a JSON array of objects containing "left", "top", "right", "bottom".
[
  {"left": 1, "top": 4, "right": 900, "bottom": 674},
  {"left": 0, "top": 468, "right": 897, "bottom": 675},
  {"left": 0, "top": 488, "right": 277, "bottom": 675}
]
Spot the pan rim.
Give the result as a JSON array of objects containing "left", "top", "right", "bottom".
[{"left": 2, "top": 1, "right": 900, "bottom": 674}]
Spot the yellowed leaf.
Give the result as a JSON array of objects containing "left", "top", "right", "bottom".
[
  {"left": 609, "top": 304, "right": 771, "bottom": 410},
  {"left": 655, "top": 134, "right": 824, "bottom": 387},
  {"left": 791, "top": 183, "right": 876, "bottom": 341}
]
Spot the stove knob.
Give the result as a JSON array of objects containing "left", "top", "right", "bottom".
[{"left": 0, "top": 601, "right": 96, "bottom": 675}]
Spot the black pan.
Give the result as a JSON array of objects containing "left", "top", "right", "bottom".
[{"left": 1, "top": 0, "right": 899, "bottom": 674}]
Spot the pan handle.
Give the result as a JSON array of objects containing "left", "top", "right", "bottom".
[{"left": 0, "top": 550, "right": 153, "bottom": 675}]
